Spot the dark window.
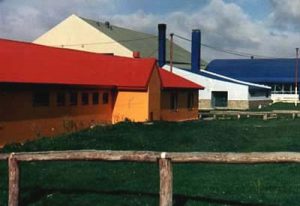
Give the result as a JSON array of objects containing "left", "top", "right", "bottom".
[
  {"left": 211, "top": 91, "right": 228, "bottom": 108},
  {"left": 283, "top": 84, "right": 291, "bottom": 94},
  {"left": 275, "top": 84, "right": 282, "bottom": 93},
  {"left": 92, "top": 92, "right": 99, "bottom": 105},
  {"left": 56, "top": 92, "right": 65, "bottom": 106},
  {"left": 170, "top": 93, "right": 178, "bottom": 111},
  {"left": 69, "top": 92, "right": 78, "bottom": 106},
  {"left": 81, "top": 93, "right": 89, "bottom": 105},
  {"left": 187, "top": 92, "right": 194, "bottom": 109},
  {"left": 32, "top": 92, "right": 50, "bottom": 107},
  {"left": 103, "top": 92, "right": 109, "bottom": 104},
  {"left": 33, "top": 91, "right": 50, "bottom": 107},
  {"left": 250, "top": 90, "right": 270, "bottom": 97}
]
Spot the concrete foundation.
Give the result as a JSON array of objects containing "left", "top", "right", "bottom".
[{"left": 199, "top": 99, "right": 272, "bottom": 110}]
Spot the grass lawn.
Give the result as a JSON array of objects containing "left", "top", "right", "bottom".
[
  {"left": 1, "top": 119, "right": 300, "bottom": 205},
  {"left": 251, "top": 102, "right": 300, "bottom": 111}
]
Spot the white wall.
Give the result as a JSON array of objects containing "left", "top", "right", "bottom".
[
  {"left": 271, "top": 94, "right": 299, "bottom": 102},
  {"left": 163, "top": 65, "right": 249, "bottom": 101}
]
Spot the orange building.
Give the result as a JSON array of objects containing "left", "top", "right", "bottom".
[{"left": 0, "top": 39, "right": 203, "bottom": 146}]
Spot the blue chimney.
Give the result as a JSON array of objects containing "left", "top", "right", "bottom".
[
  {"left": 191, "top": 29, "right": 201, "bottom": 73},
  {"left": 158, "top": 24, "right": 166, "bottom": 67}
]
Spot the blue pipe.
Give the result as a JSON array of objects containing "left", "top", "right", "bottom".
[
  {"left": 158, "top": 24, "right": 166, "bottom": 67},
  {"left": 191, "top": 29, "right": 201, "bottom": 73}
]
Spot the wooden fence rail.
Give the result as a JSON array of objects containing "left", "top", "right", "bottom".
[
  {"left": 2, "top": 150, "right": 300, "bottom": 206},
  {"left": 199, "top": 110, "right": 300, "bottom": 120}
]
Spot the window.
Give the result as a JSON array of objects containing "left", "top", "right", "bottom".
[
  {"left": 92, "top": 92, "right": 99, "bottom": 105},
  {"left": 33, "top": 91, "right": 50, "bottom": 107},
  {"left": 283, "top": 84, "right": 291, "bottom": 94},
  {"left": 81, "top": 92, "right": 89, "bottom": 105},
  {"left": 56, "top": 92, "right": 65, "bottom": 106},
  {"left": 187, "top": 92, "right": 194, "bottom": 109},
  {"left": 69, "top": 92, "right": 78, "bottom": 106},
  {"left": 170, "top": 93, "right": 178, "bottom": 111},
  {"left": 275, "top": 84, "right": 282, "bottom": 94},
  {"left": 103, "top": 92, "right": 109, "bottom": 104},
  {"left": 211, "top": 91, "right": 228, "bottom": 108}
]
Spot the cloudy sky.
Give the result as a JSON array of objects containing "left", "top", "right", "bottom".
[{"left": 0, "top": 0, "right": 299, "bottom": 61}]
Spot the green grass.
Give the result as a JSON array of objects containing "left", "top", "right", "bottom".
[
  {"left": 251, "top": 102, "right": 300, "bottom": 111},
  {"left": 2, "top": 119, "right": 300, "bottom": 205}
]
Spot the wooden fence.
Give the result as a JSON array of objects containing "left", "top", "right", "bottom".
[
  {"left": 2, "top": 150, "right": 300, "bottom": 206},
  {"left": 199, "top": 110, "right": 300, "bottom": 120}
]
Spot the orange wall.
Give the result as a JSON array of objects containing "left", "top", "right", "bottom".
[
  {"left": 0, "top": 69, "right": 200, "bottom": 146},
  {"left": 112, "top": 90, "right": 149, "bottom": 123},
  {"left": 0, "top": 85, "right": 113, "bottom": 146},
  {"left": 112, "top": 67, "right": 162, "bottom": 123},
  {"left": 147, "top": 68, "right": 161, "bottom": 121},
  {"left": 160, "top": 90, "right": 199, "bottom": 121}
]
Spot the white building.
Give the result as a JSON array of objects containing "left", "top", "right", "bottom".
[{"left": 163, "top": 65, "right": 271, "bottom": 110}]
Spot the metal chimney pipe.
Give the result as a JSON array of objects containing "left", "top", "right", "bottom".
[
  {"left": 191, "top": 29, "right": 201, "bottom": 73},
  {"left": 170, "top": 33, "right": 174, "bottom": 73},
  {"left": 158, "top": 24, "right": 166, "bottom": 67}
]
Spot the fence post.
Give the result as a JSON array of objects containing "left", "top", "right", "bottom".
[
  {"left": 263, "top": 114, "right": 268, "bottom": 120},
  {"left": 8, "top": 153, "right": 19, "bottom": 206},
  {"left": 159, "top": 154, "right": 173, "bottom": 206}
]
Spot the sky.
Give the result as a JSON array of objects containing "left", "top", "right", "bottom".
[{"left": 0, "top": 0, "right": 300, "bottom": 62}]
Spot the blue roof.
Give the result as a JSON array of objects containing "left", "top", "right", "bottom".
[{"left": 206, "top": 58, "right": 299, "bottom": 84}]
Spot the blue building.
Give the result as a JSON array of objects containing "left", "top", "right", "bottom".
[{"left": 206, "top": 59, "right": 300, "bottom": 99}]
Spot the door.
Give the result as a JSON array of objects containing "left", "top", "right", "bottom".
[{"left": 211, "top": 91, "right": 228, "bottom": 108}]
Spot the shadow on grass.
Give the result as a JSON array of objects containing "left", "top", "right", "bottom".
[
  {"left": 173, "top": 194, "right": 277, "bottom": 206},
  {"left": 20, "top": 188, "right": 278, "bottom": 206}
]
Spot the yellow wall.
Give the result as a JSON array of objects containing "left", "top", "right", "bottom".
[
  {"left": 161, "top": 90, "right": 199, "bottom": 121},
  {"left": 0, "top": 85, "right": 113, "bottom": 146},
  {"left": 34, "top": 14, "right": 133, "bottom": 57}
]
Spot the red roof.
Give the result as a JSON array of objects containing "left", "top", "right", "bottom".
[
  {"left": 0, "top": 39, "right": 204, "bottom": 90},
  {"left": 0, "top": 39, "right": 156, "bottom": 90},
  {"left": 159, "top": 68, "right": 204, "bottom": 89}
]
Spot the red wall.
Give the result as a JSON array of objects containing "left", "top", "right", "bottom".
[{"left": 160, "top": 90, "right": 199, "bottom": 121}]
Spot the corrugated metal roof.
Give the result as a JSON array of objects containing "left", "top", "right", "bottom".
[
  {"left": 164, "top": 65, "right": 270, "bottom": 90},
  {"left": 0, "top": 38, "right": 155, "bottom": 89},
  {"left": 79, "top": 16, "right": 206, "bottom": 69},
  {"left": 0, "top": 38, "right": 203, "bottom": 90},
  {"left": 206, "top": 58, "right": 299, "bottom": 84}
]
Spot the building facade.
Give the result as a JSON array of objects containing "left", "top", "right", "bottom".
[
  {"left": 163, "top": 65, "right": 271, "bottom": 110},
  {"left": 207, "top": 59, "right": 300, "bottom": 102},
  {"left": 0, "top": 39, "right": 203, "bottom": 146}
]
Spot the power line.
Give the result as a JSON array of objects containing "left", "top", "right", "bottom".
[
  {"left": 173, "top": 33, "right": 292, "bottom": 59},
  {"left": 54, "top": 36, "right": 156, "bottom": 47}
]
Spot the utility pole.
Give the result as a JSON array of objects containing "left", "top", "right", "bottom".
[
  {"left": 296, "top": 48, "right": 299, "bottom": 106},
  {"left": 170, "top": 33, "right": 174, "bottom": 73}
]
